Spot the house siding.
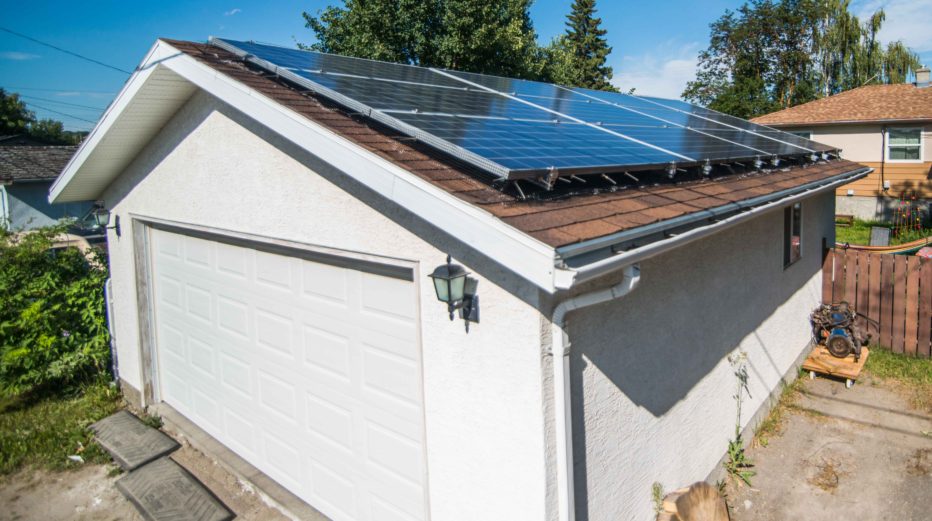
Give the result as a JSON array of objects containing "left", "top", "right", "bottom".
[
  {"left": 542, "top": 190, "right": 833, "bottom": 521},
  {"left": 2, "top": 181, "right": 93, "bottom": 230},
  {"left": 781, "top": 124, "right": 932, "bottom": 219},
  {"left": 100, "top": 90, "right": 549, "bottom": 521}
]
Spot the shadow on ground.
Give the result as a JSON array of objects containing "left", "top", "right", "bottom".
[{"left": 728, "top": 375, "right": 932, "bottom": 521}]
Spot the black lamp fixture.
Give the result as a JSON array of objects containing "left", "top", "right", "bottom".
[
  {"left": 428, "top": 255, "right": 480, "bottom": 332},
  {"left": 85, "top": 203, "right": 120, "bottom": 237}
]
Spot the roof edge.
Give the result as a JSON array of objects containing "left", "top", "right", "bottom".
[
  {"left": 50, "top": 39, "right": 564, "bottom": 292},
  {"left": 755, "top": 117, "right": 932, "bottom": 127},
  {"left": 554, "top": 165, "right": 872, "bottom": 288}
]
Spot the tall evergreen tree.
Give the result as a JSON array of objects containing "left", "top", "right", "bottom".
[{"left": 547, "top": 0, "right": 615, "bottom": 90}]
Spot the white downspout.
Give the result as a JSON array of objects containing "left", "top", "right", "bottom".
[{"left": 552, "top": 264, "right": 641, "bottom": 521}]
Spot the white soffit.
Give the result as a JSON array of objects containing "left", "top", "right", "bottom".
[
  {"left": 50, "top": 43, "right": 197, "bottom": 203},
  {"left": 50, "top": 40, "right": 561, "bottom": 291}
]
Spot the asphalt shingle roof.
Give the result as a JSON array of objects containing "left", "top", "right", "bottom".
[
  {"left": 166, "top": 40, "right": 867, "bottom": 249},
  {"left": 0, "top": 145, "right": 77, "bottom": 183},
  {"left": 752, "top": 84, "right": 932, "bottom": 126}
]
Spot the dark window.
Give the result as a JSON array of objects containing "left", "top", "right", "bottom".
[{"left": 784, "top": 203, "right": 802, "bottom": 267}]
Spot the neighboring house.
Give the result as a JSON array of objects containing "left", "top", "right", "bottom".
[
  {"left": 753, "top": 67, "right": 932, "bottom": 220},
  {"left": 50, "top": 39, "right": 869, "bottom": 521},
  {"left": 0, "top": 136, "right": 93, "bottom": 229}
]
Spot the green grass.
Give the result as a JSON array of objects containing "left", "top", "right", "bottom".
[
  {"left": 865, "top": 347, "right": 932, "bottom": 412},
  {"left": 753, "top": 372, "right": 806, "bottom": 447},
  {"left": 835, "top": 219, "right": 932, "bottom": 247},
  {"left": 0, "top": 381, "right": 121, "bottom": 475}
]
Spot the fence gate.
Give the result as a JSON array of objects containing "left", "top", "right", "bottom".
[{"left": 822, "top": 248, "right": 932, "bottom": 357}]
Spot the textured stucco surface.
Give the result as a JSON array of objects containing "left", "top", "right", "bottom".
[
  {"left": 100, "top": 90, "right": 548, "bottom": 521},
  {"left": 546, "top": 191, "right": 835, "bottom": 521}
]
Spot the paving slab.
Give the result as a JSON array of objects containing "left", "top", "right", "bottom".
[
  {"left": 90, "top": 410, "right": 180, "bottom": 470},
  {"left": 116, "top": 457, "right": 234, "bottom": 521}
]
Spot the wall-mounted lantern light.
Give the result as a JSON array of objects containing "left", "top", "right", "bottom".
[
  {"left": 84, "top": 203, "right": 121, "bottom": 237},
  {"left": 428, "top": 255, "right": 480, "bottom": 332}
]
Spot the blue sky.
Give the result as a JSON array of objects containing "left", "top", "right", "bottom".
[{"left": 1, "top": 0, "right": 929, "bottom": 131}]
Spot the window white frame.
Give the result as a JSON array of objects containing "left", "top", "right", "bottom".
[
  {"left": 784, "top": 202, "right": 802, "bottom": 268},
  {"left": 885, "top": 127, "right": 924, "bottom": 163},
  {"left": 788, "top": 130, "right": 812, "bottom": 140}
]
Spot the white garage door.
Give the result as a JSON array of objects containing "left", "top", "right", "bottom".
[{"left": 149, "top": 228, "right": 427, "bottom": 521}]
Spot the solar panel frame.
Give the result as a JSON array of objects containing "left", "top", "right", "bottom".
[
  {"left": 210, "top": 38, "right": 842, "bottom": 188},
  {"left": 211, "top": 37, "right": 514, "bottom": 178}
]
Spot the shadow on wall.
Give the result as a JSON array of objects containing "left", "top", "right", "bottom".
[{"left": 566, "top": 197, "right": 828, "bottom": 520}]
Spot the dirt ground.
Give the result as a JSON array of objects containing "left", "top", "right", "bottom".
[
  {"left": 0, "top": 442, "right": 289, "bottom": 521},
  {"left": 728, "top": 374, "right": 932, "bottom": 521}
]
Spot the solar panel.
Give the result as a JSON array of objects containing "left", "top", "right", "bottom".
[{"left": 211, "top": 38, "right": 840, "bottom": 188}]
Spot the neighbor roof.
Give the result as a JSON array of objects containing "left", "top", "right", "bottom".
[
  {"left": 167, "top": 40, "right": 866, "bottom": 249},
  {"left": 752, "top": 84, "right": 932, "bottom": 126},
  {"left": 0, "top": 145, "right": 78, "bottom": 183}
]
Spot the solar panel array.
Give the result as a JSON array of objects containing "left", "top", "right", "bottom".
[{"left": 212, "top": 38, "right": 837, "bottom": 188}]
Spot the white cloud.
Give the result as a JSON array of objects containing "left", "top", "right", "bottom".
[
  {"left": 611, "top": 41, "right": 700, "bottom": 99},
  {"left": 0, "top": 51, "right": 40, "bottom": 61},
  {"left": 852, "top": 0, "right": 932, "bottom": 52},
  {"left": 224, "top": 8, "right": 241, "bottom": 16}
]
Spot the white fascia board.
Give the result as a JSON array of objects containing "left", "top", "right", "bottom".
[
  {"left": 56, "top": 40, "right": 561, "bottom": 292},
  {"left": 49, "top": 40, "right": 165, "bottom": 203}
]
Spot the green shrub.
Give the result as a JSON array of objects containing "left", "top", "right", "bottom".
[{"left": 0, "top": 224, "right": 110, "bottom": 395}]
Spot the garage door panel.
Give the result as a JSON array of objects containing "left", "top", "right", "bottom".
[
  {"left": 222, "top": 408, "right": 260, "bottom": 456},
  {"left": 359, "top": 273, "right": 416, "bottom": 320},
  {"left": 369, "top": 494, "right": 421, "bottom": 521},
  {"left": 309, "top": 458, "right": 360, "bottom": 520},
  {"left": 255, "top": 307, "right": 297, "bottom": 358},
  {"left": 302, "top": 262, "right": 351, "bottom": 305},
  {"left": 150, "top": 228, "right": 425, "bottom": 521},
  {"left": 255, "top": 250, "right": 297, "bottom": 291},
  {"left": 302, "top": 324, "right": 353, "bottom": 382}
]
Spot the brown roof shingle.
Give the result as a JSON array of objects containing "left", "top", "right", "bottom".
[
  {"left": 166, "top": 40, "right": 867, "bottom": 249},
  {"left": 752, "top": 84, "right": 932, "bottom": 126}
]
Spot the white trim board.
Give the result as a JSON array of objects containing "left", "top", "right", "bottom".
[{"left": 49, "top": 40, "right": 560, "bottom": 292}]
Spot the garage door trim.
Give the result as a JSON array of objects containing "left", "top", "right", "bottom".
[{"left": 129, "top": 216, "right": 431, "bottom": 520}]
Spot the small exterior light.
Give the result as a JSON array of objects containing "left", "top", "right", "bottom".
[
  {"left": 84, "top": 203, "right": 121, "bottom": 237},
  {"left": 428, "top": 255, "right": 480, "bottom": 332},
  {"left": 92, "top": 206, "right": 111, "bottom": 228}
]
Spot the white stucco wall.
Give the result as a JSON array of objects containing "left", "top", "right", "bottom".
[
  {"left": 100, "top": 91, "right": 549, "bottom": 521},
  {"left": 550, "top": 191, "right": 834, "bottom": 521}
]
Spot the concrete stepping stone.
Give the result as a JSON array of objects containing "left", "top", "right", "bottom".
[
  {"left": 116, "top": 457, "right": 234, "bottom": 521},
  {"left": 90, "top": 410, "right": 179, "bottom": 470}
]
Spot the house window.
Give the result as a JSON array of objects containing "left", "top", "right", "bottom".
[
  {"left": 784, "top": 202, "right": 802, "bottom": 267},
  {"left": 788, "top": 130, "right": 811, "bottom": 140},
  {"left": 887, "top": 128, "right": 922, "bottom": 161}
]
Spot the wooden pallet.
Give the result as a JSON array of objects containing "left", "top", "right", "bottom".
[{"left": 802, "top": 345, "right": 870, "bottom": 388}]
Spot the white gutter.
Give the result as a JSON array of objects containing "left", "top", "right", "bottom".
[
  {"left": 547, "top": 165, "right": 869, "bottom": 520},
  {"left": 555, "top": 166, "right": 872, "bottom": 289},
  {"left": 551, "top": 264, "right": 641, "bottom": 521}
]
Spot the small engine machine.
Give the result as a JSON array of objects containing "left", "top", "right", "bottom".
[{"left": 810, "top": 302, "right": 869, "bottom": 361}]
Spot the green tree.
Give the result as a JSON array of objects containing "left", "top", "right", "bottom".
[
  {"left": 684, "top": 0, "right": 921, "bottom": 118},
  {"left": 552, "top": 0, "right": 614, "bottom": 90},
  {"left": 0, "top": 89, "right": 33, "bottom": 135},
  {"left": 302, "top": 0, "right": 544, "bottom": 79},
  {"left": 28, "top": 119, "right": 80, "bottom": 145}
]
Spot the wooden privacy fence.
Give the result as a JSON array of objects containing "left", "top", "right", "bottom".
[{"left": 822, "top": 248, "right": 932, "bottom": 357}]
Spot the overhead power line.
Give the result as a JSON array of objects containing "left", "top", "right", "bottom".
[
  {"left": 25, "top": 101, "right": 99, "bottom": 124},
  {"left": 0, "top": 26, "right": 132, "bottom": 75},
  {"left": 2, "top": 86, "right": 116, "bottom": 95},
  {"left": 19, "top": 94, "right": 106, "bottom": 112}
]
